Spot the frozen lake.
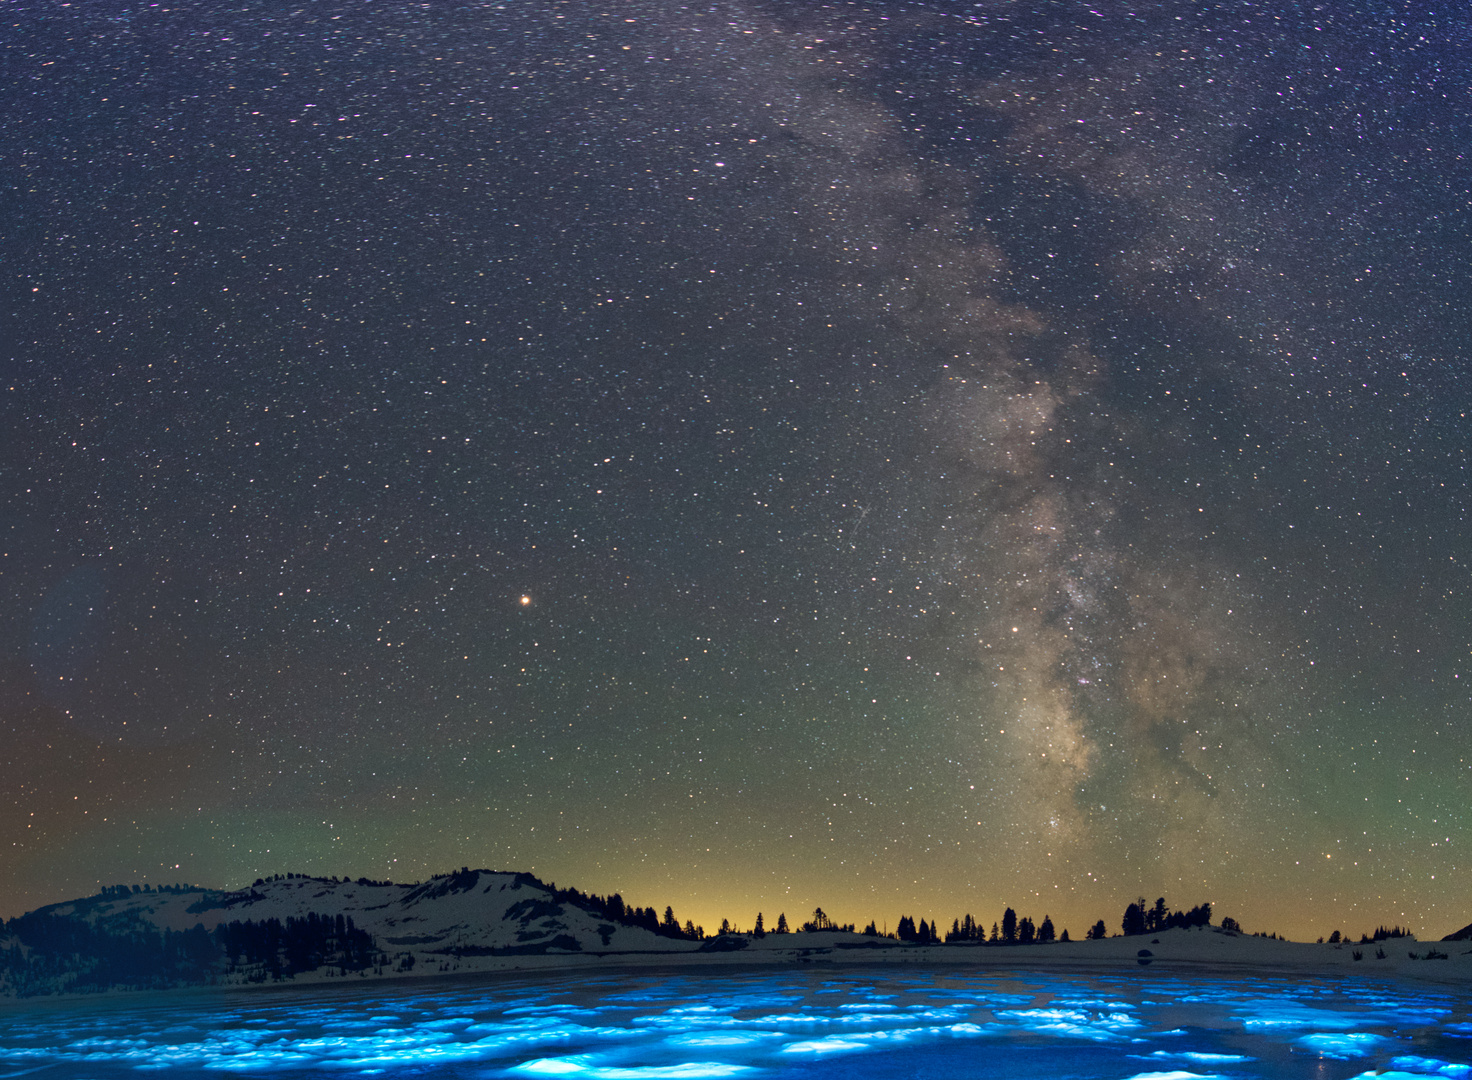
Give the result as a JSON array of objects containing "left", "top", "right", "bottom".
[{"left": 1, "top": 963, "right": 1468, "bottom": 1078}]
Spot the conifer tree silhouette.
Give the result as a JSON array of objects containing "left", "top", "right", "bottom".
[
  {"left": 1148, "top": 897, "right": 1168, "bottom": 933},
  {"left": 1122, "top": 899, "right": 1146, "bottom": 936}
]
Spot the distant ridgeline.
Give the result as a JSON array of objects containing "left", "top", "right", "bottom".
[
  {"left": 0, "top": 869, "right": 722, "bottom": 997},
  {"left": 0, "top": 871, "right": 1448, "bottom": 998}
]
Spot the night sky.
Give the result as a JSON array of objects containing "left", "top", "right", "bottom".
[{"left": 4, "top": 0, "right": 1470, "bottom": 941}]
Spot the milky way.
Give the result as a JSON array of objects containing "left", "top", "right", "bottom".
[{"left": 3, "top": 0, "right": 1470, "bottom": 941}]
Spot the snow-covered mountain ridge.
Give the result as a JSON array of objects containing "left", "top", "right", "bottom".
[
  {"left": 6, "top": 872, "right": 1468, "bottom": 1000},
  {"left": 174, "top": 869, "right": 690, "bottom": 954},
  {"left": 1, "top": 869, "right": 711, "bottom": 997}
]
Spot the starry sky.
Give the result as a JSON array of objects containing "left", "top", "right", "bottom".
[{"left": 3, "top": 0, "right": 1470, "bottom": 941}]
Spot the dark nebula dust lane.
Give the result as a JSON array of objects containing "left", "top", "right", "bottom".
[{"left": 3, "top": 0, "right": 1470, "bottom": 940}]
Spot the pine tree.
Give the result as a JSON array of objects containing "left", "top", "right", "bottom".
[
  {"left": 1122, "top": 899, "right": 1146, "bottom": 937},
  {"left": 1038, "top": 916, "right": 1055, "bottom": 944},
  {"left": 754, "top": 912, "right": 765, "bottom": 938},
  {"left": 1002, "top": 908, "right": 1018, "bottom": 943},
  {"left": 775, "top": 913, "right": 789, "bottom": 934},
  {"left": 1150, "top": 897, "right": 1168, "bottom": 933}
]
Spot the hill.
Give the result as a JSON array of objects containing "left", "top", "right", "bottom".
[
  {"left": 0, "top": 869, "right": 705, "bottom": 997},
  {"left": 5, "top": 872, "right": 1468, "bottom": 999}
]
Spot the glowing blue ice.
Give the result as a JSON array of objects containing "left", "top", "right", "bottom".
[
  {"left": 1, "top": 965, "right": 1468, "bottom": 1077},
  {"left": 513, "top": 1059, "right": 755, "bottom": 1078},
  {"left": 1390, "top": 1056, "right": 1472, "bottom": 1076},
  {"left": 1143, "top": 1050, "right": 1253, "bottom": 1063},
  {"left": 995, "top": 1005, "right": 1143, "bottom": 1040},
  {"left": 1297, "top": 1031, "right": 1390, "bottom": 1058}
]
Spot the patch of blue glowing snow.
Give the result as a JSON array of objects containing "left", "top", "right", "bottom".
[
  {"left": 1295, "top": 1032, "right": 1390, "bottom": 1058},
  {"left": 512, "top": 1058, "right": 755, "bottom": 1078},
  {"left": 779, "top": 1021, "right": 986, "bottom": 1057},
  {"left": 1144, "top": 1050, "right": 1253, "bottom": 1063},
  {"left": 662, "top": 1032, "right": 785, "bottom": 1049},
  {"left": 1389, "top": 1056, "right": 1472, "bottom": 1077},
  {"left": 1235, "top": 1002, "right": 1371, "bottom": 1030},
  {"left": 1055, "top": 998, "right": 1138, "bottom": 1011},
  {"left": 995, "top": 1007, "right": 1142, "bottom": 1040}
]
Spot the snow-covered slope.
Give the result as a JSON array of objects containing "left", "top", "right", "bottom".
[
  {"left": 187, "top": 871, "right": 687, "bottom": 954},
  {"left": 0, "top": 870, "right": 702, "bottom": 996},
  {"left": 5, "top": 876, "right": 1468, "bottom": 1000},
  {"left": 34, "top": 871, "right": 693, "bottom": 949}
]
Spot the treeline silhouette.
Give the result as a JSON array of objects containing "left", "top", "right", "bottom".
[
  {"left": 831, "top": 897, "right": 1214, "bottom": 948},
  {"left": 1, "top": 911, "right": 220, "bottom": 995},
  {"left": 99, "top": 883, "right": 205, "bottom": 897},
  {"left": 941, "top": 909, "right": 1063, "bottom": 944},
  {"left": 542, "top": 875, "right": 708, "bottom": 941},
  {"left": 577, "top": 872, "right": 1402, "bottom": 952},
  {"left": 215, "top": 913, "right": 379, "bottom": 980},
  {"left": 0, "top": 907, "right": 382, "bottom": 996},
  {"left": 1121, "top": 897, "right": 1213, "bottom": 936},
  {"left": 1322, "top": 925, "right": 1411, "bottom": 945}
]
